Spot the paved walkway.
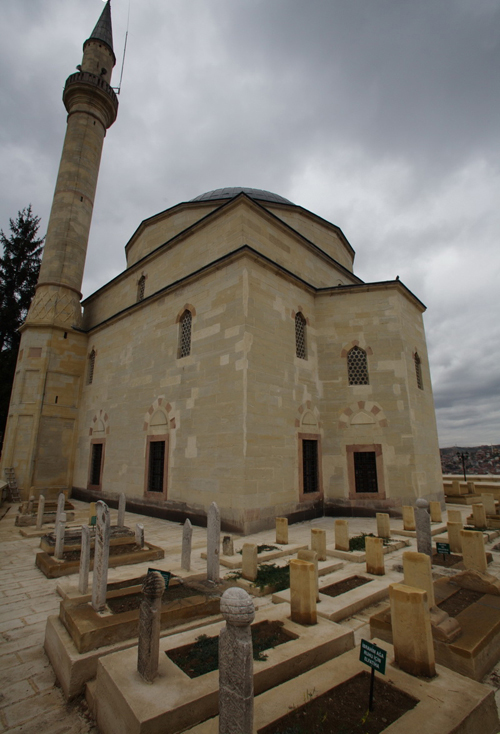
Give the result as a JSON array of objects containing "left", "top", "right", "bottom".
[{"left": 0, "top": 500, "right": 499, "bottom": 732}]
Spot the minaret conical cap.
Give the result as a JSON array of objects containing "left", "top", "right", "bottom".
[{"left": 87, "top": 1, "right": 114, "bottom": 54}]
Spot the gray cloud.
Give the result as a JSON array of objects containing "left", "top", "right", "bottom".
[{"left": 1, "top": 0, "right": 499, "bottom": 447}]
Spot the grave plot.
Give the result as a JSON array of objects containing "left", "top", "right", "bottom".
[
  {"left": 35, "top": 536, "right": 164, "bottom": 578},
  {"left": 44, "top": 575, "right": 228, "bottom": 699},
  {"left": 326, "top": 522, "right": 410, "bottom": 562},
  {"left": 186, "top": 641, "right": 500, "bottom": 734},
  {"left": 90, "top": 603, "right": 354, "bottom": 734},
  {"left": 370, "top": 573, "right": 500, "bottom": 681},
  {"left": 39, "top": 524, "right": 136, "bottom": 554},
  {"left": 272, "top": 568, "right": 391, "bottom": 622},
  {"left": 202, "top": 542, "right": 309, "bottom": 569}
]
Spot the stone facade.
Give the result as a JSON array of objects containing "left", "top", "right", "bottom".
[{"left": 0, "top": 4, "right": 444, "bottom": 534}]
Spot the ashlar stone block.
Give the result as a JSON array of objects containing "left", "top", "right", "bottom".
[
  {"left": 402, "top": 505, "right": 416, "bottom": 532},
  {"left": 310, "top": 528, "right": 326, "bottom": 561},
  {"left": 276, "top": 517, "right": 288, "bottom": 545},
  {"left": 460, "top": 530, "right": 487, "bottom": 573},
  {"left": 365, "top": 536, "right": 385, "bottom": 576},
  {"left": 241, "top": 543, "right": 258, "bottom": 582},
  {"left": 429, "top": 501, "right": 442, "bottom": 523},
  {"left": 472, "top": 504, "right": 487, "bottom": 529},
  {"left": 447, "top": 522, "right": 463, "bottom": 554},
  {"left": 334, "top": 519, "right": 349, "bottom": 552},
  {"left": 290, "top": 559, "right": 317, "bottom": 626},
  {"left": 403, "top": 551, "right": 435, "bottom": 607},
  {"left": 390, "top": 583, "right": 436, "bottom": 678},
  {"left": 376, "top": 512, "right": 391, "bottom": 539}
]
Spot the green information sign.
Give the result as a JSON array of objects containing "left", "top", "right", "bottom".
[
  {"left": 436, "top": 542, "right": 451, "bottom": 555},
  {"left": 360, "top": 639, "right": 387, "bottom": 675},
  {"left": 148, "top": 568, "right": 171, "bottom": 588}
]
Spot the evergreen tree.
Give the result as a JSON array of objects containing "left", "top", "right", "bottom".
[{"left": 0, "top": 206, "right": 44, "bottom": 448}]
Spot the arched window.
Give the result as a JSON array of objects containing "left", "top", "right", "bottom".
[
  {"left": 295, "top": 312, "right": 307, "bottom": 359},
  {"left": 414, "top": 352, "right": 423, "bottom": 390},
  {"left": 137, "top": 275, "right": 146, "bottom": 302},
  {"left": 347, "top": 346, "right": 369, "bottom": 385},
  {"left": 87, "top": 349, "right": 96, "bottom": 385},
  {"left": 178, "top": 310, "right": 192, "bottom": 358}
]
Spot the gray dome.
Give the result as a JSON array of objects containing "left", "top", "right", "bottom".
[{"left": 190, "top": 187, "right": 294, "bottom": 205}]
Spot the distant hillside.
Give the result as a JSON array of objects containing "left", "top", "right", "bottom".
[{"left": 440, "top": 445, "right": 500, "bottom": 475}]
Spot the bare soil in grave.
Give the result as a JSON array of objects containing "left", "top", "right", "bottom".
[
  {"left": 321, "top": 576, "right": 371, "bottom": 598},
  {"left": 258, "top": 671, "right": 418, "bottom": 734},
  {"left": 106, "top": 578, "right": 232, "bottom": 614},
  {"left": 438, "top": 588, "right": 484, "bottom": 617},
  {"left": 167, "top": 620, "right": 295, "bottom": 678},
  {"left": 431, "top": 552, "right": 463, "bottom": 567}
]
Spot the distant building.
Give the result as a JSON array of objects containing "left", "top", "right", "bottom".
[{"left": 0, "top": 2, "right": 444, "bottom": 531}]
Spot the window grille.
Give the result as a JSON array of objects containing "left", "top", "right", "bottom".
[
  {"left": 148, "top": 440, "right": 165, "bottom": 492},
  {"left": 87, "top": 350, "right": 96, "bottom": 385},
  {"left": 414, "top": 352, "right": 423, "bottom": 390},
  {"left": 295, "top": 313, "right": 307, "bottom": 359},
  {"left": 90, "top": 443, "right": 103, "bottom": 486},
  {"left": 137, "top": 275, "right": 145, "bottom": 302},
  {"left": 178, "top": 310, "right": 192, "bottom": 358},
  {"left": 347, "top": 346, "right": 369, "bottom": 385},
  {"left": 354, "top": 451, "right": 378, "bottom": 493},
  {"left": 302, "top": 439, "right": 318, "bottom": 493}
]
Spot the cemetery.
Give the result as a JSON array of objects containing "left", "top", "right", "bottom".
[{"left": 2, "top": 493, "right": 500, "bottom": 732}]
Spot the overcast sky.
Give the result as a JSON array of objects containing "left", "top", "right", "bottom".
[{"left": 1, "top": 0, "right": 499, "bottom": 448}]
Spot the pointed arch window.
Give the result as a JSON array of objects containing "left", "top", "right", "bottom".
[
  {"left": 414, "top": 352, "right": 423, "bottom": 390},
  {"left": 178, "top": 310, "right": 192, "bottom": 358},
  {"left": 347, "top": 345, "right": 369, "bottom": 385},
  {"left": 295, "top": 312, "right": 307, "bottom": 359},
  {"left": 87, "top": 349, "right": 96, "bottom": 385},
  {"left": 137, "top": 275, "right": 146, "bottom": 302}
]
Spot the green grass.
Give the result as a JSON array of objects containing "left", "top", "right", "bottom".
[
  {"left": 228, "top": 562, "right": 290, "bottom": 591},
  {"left": 349, "top": 532, "right": 391, "bottom": 551}
]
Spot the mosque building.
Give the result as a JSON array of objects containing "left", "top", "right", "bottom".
[{"left": 1, "top": 2, "right": 444, "bottom": 532}]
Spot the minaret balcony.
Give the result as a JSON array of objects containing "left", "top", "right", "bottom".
[{"left": 63, "top": 71, "right": 118, "bottom": 127}]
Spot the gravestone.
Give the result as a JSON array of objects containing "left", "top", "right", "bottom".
[
  {"left": 91, "top": 501, "right": 111, "bottom": 612},
  {"left": 222, "top": 535, "right": 234, "bottom": 556},
  {"left": 56, "top": 492, "right": 66, "bottom": 525},
  {"left": 403, "top": 551, "right": 435, "bottom": 607},
  {"left": 447, "top": 509, "right": 463, "bottom": 524},
  {"left": 276, "top": 517, "right": 288, "bottom": 545},
  {"left": 36, "top": 495, "right": 46, "bottom": 530},
  {"left": 481, "top": 494, "right": 496, "bottom": 516},
  {"left": 334, "top": 519, "right": 349, "bottom": 551},
  {"left": 54, "top": 513, "right": 66, "bottom": 560},
  {"left": 298, "top": 549, "right": 319, "bottom": 601},
  {"left": 415, "top": 498, "right": 432, "bottom": 558},
  {"left": 290, "top": 559, "right": 317, "bottom": 625},
  {"left": 402, "top": 505, "right": 416, "bottom": 531},
  {"left": 376, "top": 512, "right": 391, "bottom": 539},
  {"left": 466, "top": 480, "right": 476, "bottom": 494},
  {"left": 241, "top": 543, "right": 258, "bottom": 582},
  {"left": 310, "top": 528, "right": 326, "bottom": 561},
  {"left": 390, "top": 583, "right": 435, "bottom": 677},
  {"left": 207, "top": 502, "right": 221, "bottom": 583},
  {"left": 365, "top": 536, "right": 385, "bottom": 575},
  {"left": 472, "top": 503, "right": 487, "bottom": 529},
  {"left": 429, "top": 502, "right": 442, "bottom": 523},
  {"left": 181, "top": 518, "right": 192, "bottom": 571},
  {"left": 460, "top": 530, "right": 487, "bottom": 573},
  {"left": 219, "top": 587, "right": 255, "bottom": 734},
  {"left": 447, "top": 522, "right": 463, "bottom": 553},
  {"left": 79, "top": 525, "right": 91, "bottom": 595},
  {"left": 117, "top": 493, "right": 126, "bottom": 528},
  {"left": 135, "top": 523, "right": 144, "bottom": 549},
  {"left": 137, "top": 571, "right": 165, "bottom": 683},
  {"left": 27, "top": 495, "right": 35, "bottom": 514}
]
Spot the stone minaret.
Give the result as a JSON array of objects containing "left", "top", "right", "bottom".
[{"left": 0, "top": 2, "right": 118, "bottom": 496}]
